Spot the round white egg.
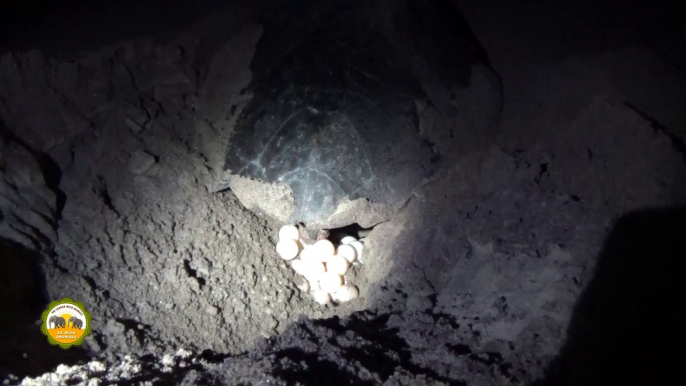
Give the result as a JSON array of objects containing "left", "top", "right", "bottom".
[
  {"left": 312, "top": 290, "right": 331, "bottom": 305},
  {"left": 319, "top": 272, "right": 344, "bottom": 293},
  {"left": 336, "top": 244, "right": 357, "bottom": 263},
  {"left": 309, "top": 279, "right": 321, "bottom": 292},
  {"left": 291, "top": 259, "right": 307, "bottom": 275},
  {"left": 278, "top": 225, "right": 300, "bottom": 241},
  {"left": 297, "top": 278, "right": 310, "bottom": 293},
  {"left": 349, "top": 240, "right": 364, "bottom": 261},
  {"left": 340, "top": 235, "right": 357, "bottom": 245},
  {"left": 313, "top": 239, "right": 336, "bottom": 259},
  {"left": 326, "top": 255, "right": 349, "bottom": 275},
  {"left": 333, "top": 285, "right": 359, "bottom": 303},
  {"left": 276, "top": 239, "right": 300, "bottom": 260},
  {"left": 299, "top": 245, "right": 318, "bottom": 262},
  {"left": 303, "top": 261, "right": 326, "bottom": 281}
]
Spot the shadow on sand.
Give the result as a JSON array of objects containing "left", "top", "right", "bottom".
[
  {"left": 534, "top": 207, "right": 685, "bottom": 386},
  {"left": 0, "top": 240, "right": 89, "bottom": 380}
]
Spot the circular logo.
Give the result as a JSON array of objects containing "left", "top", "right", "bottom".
[{"left": 40, "top": 298, "right": 92, "bottom": 349}]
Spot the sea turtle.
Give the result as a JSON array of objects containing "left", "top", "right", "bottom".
[{"left": 220, "top": 0, "right": 502, "bottom": 233}]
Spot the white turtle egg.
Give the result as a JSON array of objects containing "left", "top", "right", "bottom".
[
  {"left": 309, "top": 279, "right": 321, "bottom": 292},
  {"left": 312, "top": 290, "right": 331, "bottom": 305},
  {"left": 319, "top": 272, "right": 344, "bottom": 293},
  {"left": 278, "top": 225, "right": 300, "bottom": 241},
  {"left": 326, "top": 255, "right": 349, "bottom": 275},
  {"left": 276, "top": 239, "right": 300, "bottom": 260},
  {"left": 299, "top": 245, "right": 318, "bottom": 262},
  {"left": 303, "top": 261, "right": 326, "bottom": 281},
  {"left": 291, "top": 259, "right": 308, "bottom": 275},
  {"left": 336, "top": 244, "right": 357, "bottom": 263},
  {"left": 340, "top": 235, "right": 357, "bottom": 245},
  {"left": 349, "top": 240, "right": 364, "bottom": 261},
  {"left": 313, "top": 239, "right": 336, "bottom": 260},
  {"left": 296, "top": 278, "right": 310, "bottom": 293},
  {"left": 333, "top": 285, "right": 359, "bottom": 303}
]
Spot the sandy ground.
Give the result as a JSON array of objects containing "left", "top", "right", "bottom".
[{"left": 1, "top": 0, "right": 684, "bottom": 385}]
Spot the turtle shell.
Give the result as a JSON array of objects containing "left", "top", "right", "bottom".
[{"left": 224, "top": 0, "right": 501, "bottom": 226}]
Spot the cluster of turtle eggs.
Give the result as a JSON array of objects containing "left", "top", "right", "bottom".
[{"left": 275, "top": 225, "right": 364, "bottom": 305}]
